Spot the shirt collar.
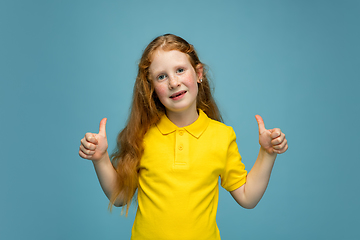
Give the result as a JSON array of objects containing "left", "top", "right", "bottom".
[{"left": 156, "top": 109, "right": 210, "bottom": 139}]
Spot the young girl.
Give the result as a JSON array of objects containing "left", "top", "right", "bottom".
[{"left": 79, "top": 34, "right": 288, "bottom": 240}]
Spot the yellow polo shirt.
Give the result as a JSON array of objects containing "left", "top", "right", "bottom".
[{"left": 131, "top": 110, "right": 247, "bottom": 240}]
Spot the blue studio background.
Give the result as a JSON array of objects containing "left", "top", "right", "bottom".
[{"left": 1, "top": 0, "right": 359, "bottom": 239}]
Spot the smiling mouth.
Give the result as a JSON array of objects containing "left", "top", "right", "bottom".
[{"left": 170, "top": 91, "right": 187, "bottom": 99}]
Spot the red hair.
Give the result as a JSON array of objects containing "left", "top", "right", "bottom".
[{"left": 109, "top": 34, "right": 222, "bottom": 215}]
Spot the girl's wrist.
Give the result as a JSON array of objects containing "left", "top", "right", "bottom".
[
  {"left": 259, "top": 147, "right": 277, "bottom": 160},
  {"left": 92, "top": 151, "right": 110, "bottom": 166}
]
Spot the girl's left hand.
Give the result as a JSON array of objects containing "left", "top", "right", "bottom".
[{"left": 255, "top": 115, "right": 288, "bottom": 155}]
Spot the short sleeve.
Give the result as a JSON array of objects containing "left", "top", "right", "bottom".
[{"left": 220, "top": 127, "right": 247, "bottom": 192}]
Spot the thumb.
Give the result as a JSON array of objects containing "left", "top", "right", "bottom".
[
  {"left": 98, "top": 118, "right": 107, "bottom": 137},
  {"left": 255, "top": 115, "right": 266, "bottom": 134}
]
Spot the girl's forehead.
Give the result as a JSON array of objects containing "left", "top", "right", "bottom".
[
  {"left": 151, "top": 49, "right": 186, "bottom": 60},
  {"left": 149, "top": 50, "right": 191, "bottom": 71}
]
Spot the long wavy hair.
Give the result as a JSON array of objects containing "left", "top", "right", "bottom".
[{"left": 109, "top": 34, "right": 222, "bottom": 215}]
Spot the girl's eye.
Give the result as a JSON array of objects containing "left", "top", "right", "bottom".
[
  {"left": 177, "top": 68, "right": 184, "bottom": 73},
  {"left": 157, "top": 74, "right": 166, "bottom": 81}
]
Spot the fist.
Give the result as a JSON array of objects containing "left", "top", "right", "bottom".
[
  {"left": 79, "top": 118, "right": 108, "bottom": 161},
  {"left": 255, "top": 115, "right": 288, "bottom": 155}
]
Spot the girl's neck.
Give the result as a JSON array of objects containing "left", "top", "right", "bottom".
[{"left": 166, "top": 108, "right": 199, "bottom": 128}]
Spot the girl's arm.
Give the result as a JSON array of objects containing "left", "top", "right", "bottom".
[
  {"left": 230, "top": 115, "right": 288, "bottom": 209},
  {"left": 79, "top": 118, "right": 124, "bottom": 207}
]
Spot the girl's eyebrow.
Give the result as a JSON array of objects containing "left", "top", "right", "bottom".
[
  {"left": 150, "top": 62, "right": 187, "bottom": 76},
  {"left": 150, "top": 65, "right": 166, "bottom": 75},
  {"left": 149, "top": 69, "right": 162, "bottom": 77}
]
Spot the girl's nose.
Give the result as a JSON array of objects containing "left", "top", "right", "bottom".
[{"left": 168, "top": 75, "right": 180, "bottom": 89}]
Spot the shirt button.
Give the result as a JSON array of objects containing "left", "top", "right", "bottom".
[
  {"left": 179, "top": 130, "right": 184, "bottom": 136},
  {"left": 178, "top": 145, "right": 183, "bottom": 151}
]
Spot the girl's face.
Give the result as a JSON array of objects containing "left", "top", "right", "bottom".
[{"left": 149, "top": 50, "right": 202, "bottom": 117}]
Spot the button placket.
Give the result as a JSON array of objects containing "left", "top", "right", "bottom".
[
  {"left": 174, "top": 129, "right": 188, "bottom": 168},
  {"left": 177, "top": 129, "right": 184, "bottom": 152}
]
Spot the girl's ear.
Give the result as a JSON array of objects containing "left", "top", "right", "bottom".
[{"left": 196, "top": 64, "right": 203, "bottom": 83}]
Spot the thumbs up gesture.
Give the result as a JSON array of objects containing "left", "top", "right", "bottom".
[
  {"left": 79, "top": 118, "right": 109, "bottom": 161},
  {"left": 255, "top": 115, "right": 288, "bottom": 155}
]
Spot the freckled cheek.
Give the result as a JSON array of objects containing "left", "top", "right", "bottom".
[
  {"left": 183, "top": 75, "right": 198, "bottom": 92},
  {"left": 154, "top": 85, "right": 168, "bottom": 98}
]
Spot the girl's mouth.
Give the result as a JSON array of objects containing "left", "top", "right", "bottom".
[{"left": 170, "top": 90, "right": 187, "bottom": 100}]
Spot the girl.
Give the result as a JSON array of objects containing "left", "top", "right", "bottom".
[{"left": 79, "top": 34, "right": 288, "bottom": 240}]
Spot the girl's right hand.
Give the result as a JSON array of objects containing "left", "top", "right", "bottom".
[{"left": 79, "top": 118, "right": 108, "bottom": 161}]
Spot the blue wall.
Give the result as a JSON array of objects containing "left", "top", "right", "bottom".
[{"left": 1, "top": 0, "right": 359, "bottom": 239}]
